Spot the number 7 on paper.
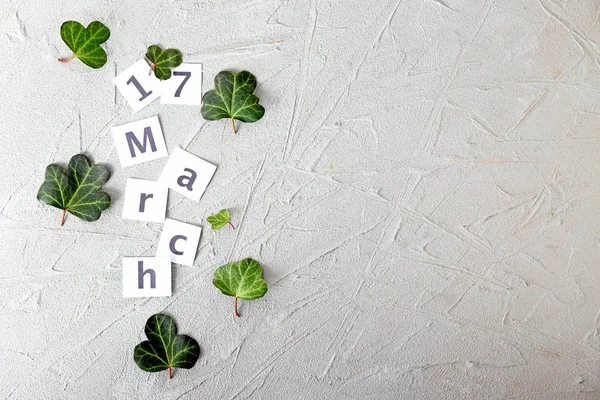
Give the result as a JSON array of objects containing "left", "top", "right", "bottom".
[{"left": 161, "top": 64, "right": 203, "bottom": 105}]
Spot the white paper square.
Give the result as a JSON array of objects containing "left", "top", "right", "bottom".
[
  {"left": 156, "top": 218, "right": 202, "bottom": 266},
  {"left": 159, "top": 147, "right": 217, "bottom": 202},
  {"left": 122, "top": 178, "right": 168, "bottom": 222},
  {"left": 122, "top": 257, "right": 171, "bottom": 297},
  {"left": 113, "top": 59, "right": 161, "bottom": 112},
  {"left": 161, "top": 64, "right": 203, "bottom": 105},
  {"left": 112, "top": 116, "right": 168, "bottom": 167}
]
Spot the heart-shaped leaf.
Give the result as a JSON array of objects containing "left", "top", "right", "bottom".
[
  {"left": 134, "top": 314, "right": 200, "bottom": 380},
  {"left": 59, "top": 21, "right": 110, "bottom": 69},
  {"left": 213, "top": 258, "right": 268, "bottom": 317},
  {"left": 201, "top": 70, "right": 265, "bottom": 133},
  {"left": 37, "top": 154, "right": 111, "bottom": 226},
  {"left": 207, "top": 209, "right": 234, "bottom": 230},
  {"left": 146, "top": 45, "right": 183, "bottom": 80}
]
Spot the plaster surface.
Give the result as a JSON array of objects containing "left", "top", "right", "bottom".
[{"left": 1, "top": 0, "right": 600, "bottom": 399}]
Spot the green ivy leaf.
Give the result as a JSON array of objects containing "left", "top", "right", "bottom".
[
  {"left": 213, "top": 258, "right": 268, "bottom": 318},
  {"left": 134, "top": 314, "right": 200, "bottom": 380},
  {"left": 146, "top": 45, "right": 183, "bottom": 80},
  {"left": 201, "top": 70, "right": 265, "bottom": 133},
  {"left": 59, "top": 21, "right": 110, "bottom": 69},
  {"left": 207, "top": 209, "right": 234, "bottom": 230},
  {"left": 36, "top": 154, "right": 111, "bottom": 226}
]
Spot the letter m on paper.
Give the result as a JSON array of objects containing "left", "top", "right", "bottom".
[
  {"left": 112, "top": 116, "right": 168, "bottom": 167},
  {"left": 126, "top": 127, "right": 156, "bottom": 158}
]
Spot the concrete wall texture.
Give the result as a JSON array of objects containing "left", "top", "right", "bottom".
[{"left": 1, "top": 0, "right": 599, "bottom": 399}]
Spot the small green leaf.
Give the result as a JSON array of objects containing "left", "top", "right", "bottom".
[
  {"left": 207, "top": 209, "right": 234, "bottom": 230},
  {"left": 146, "top": 45, "right": 183, "bottom": 80},
  {"left": 134, "top": 314, "right": 200, "bottom": 380},
  {"left": 59, "top": 21, "right": 110, "bottom": 69},
  {"left": 213, "top": 258, "right": 268, "bottom": 318},
  {"left": 201, "top": 70, "right": 265, "bottom": 133},
  {"left": 37, "top": 154, "right": 111, "bottom": 226}
]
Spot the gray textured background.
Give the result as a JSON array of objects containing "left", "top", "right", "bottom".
[{"left": 1, "top": 0, "right": 600, "bottom": 399}]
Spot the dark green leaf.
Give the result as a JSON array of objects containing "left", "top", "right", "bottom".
[
  {"left": 207, "top": 209, "right": 234, "bottom": 230},
  {"left": 201, "top": 70, "right": 265, "bottom": 133},
  {"left": 37, "top": 154, "right": 111, "bottom": 225},
  {"left": 134, "top": 314, "right": 200, "bottom": 379},
  {"left": 213, "top": 258, "right": 268, "bottom": 317},
  {"left": 146, "top": 45, "right": 183, "bottom": 80},
  {"left": 59, "top": 21, "right": 110, "bottom": 69}
]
